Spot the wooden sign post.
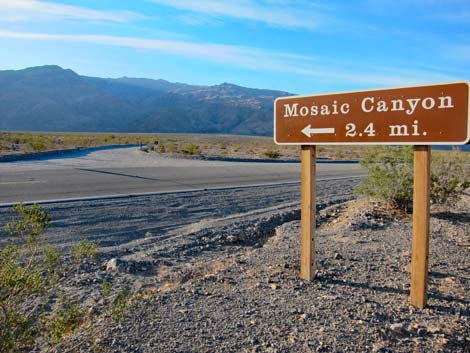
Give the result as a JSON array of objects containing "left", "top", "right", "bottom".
[
  {"left": 410, "top": 145, "right": 431, "bottom": 308},
  {"left": 300, "top": 145, "right": 316, "bottom": 280},
  {"left": 274, "top": 82, "right": 470, "bottom": 309}
]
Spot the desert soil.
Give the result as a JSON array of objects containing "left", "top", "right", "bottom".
[{"left": 0, "top": 180, "right": 468, "bottom": 352}]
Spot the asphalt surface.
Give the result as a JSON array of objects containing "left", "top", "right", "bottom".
[{"left": 0, "top": 146, "right": 364, "bottom": 205}]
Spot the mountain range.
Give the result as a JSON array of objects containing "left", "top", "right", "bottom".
[{"left": 0, "top": 65, "right": 292, "bottom": 136}]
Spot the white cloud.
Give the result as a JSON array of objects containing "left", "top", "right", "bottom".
[
  {"left": 0, "top": 0, "right": 145, "bottom": 22},
  {"left": 0, "top": 29, "right": 458, "bottom": 87},
  {"left": 148, "top": 0, "right": 325, "bottom": 30}
]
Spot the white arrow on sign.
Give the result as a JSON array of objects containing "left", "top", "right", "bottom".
[{"left": 301, "top": 125, "right": 335, "bottom": 138}]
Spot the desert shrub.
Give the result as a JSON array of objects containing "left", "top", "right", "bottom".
[
  {"left": 110, "top": 288, "right": 130, "bottom": 320},
  {"left": 334, "top": 150, "right": 344, "bottom": 159},
  {"left": 43, "top": 244, "right": 62, "bottom": 283},
  {"left": 1, "top": 204, "right": 94, "bottom": 350},
  {"left": 264, "top": 149, "right": 281, "bottom": 159},
  {"left": 5, "top": 203, "right": 51, "bottom": 251},
  {"left": 1, "top": 204, "right": 51, "bottom": 351},
  {"left": 357, "top": 147, "right": 470, "bottom": 211},
  {"left": 356, "top": 146, "right": 414, "bottom": 210},
  {"left": 166, "top": 142, "right": 178, "bottom": 153},
  {"left": 43, "top": 294, "right": 84, "bottom": 345},
  {"left": 431, "top": 151, "right": 470, "bottom": 205},
  {"left": 28, "top": 137, "right": 48, "bottom": 152},
  {"left": 21, "top": 133, "right": 33, "bottom": 145},
  {"left": 180, "top": 143, "right": 201, "bottom": 155},
  {"left": 101, "top": 280, "right": 112, "bottom": 297},
  {"left": 158, "top": 144, "right": 166, "bottom": 153},
  {"left": 72, "top": 240, "right": 97, "bottom": 264}
]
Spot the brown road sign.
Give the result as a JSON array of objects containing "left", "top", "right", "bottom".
[{"left": 274, "top": 82, "right": 470, "bottom": 145}]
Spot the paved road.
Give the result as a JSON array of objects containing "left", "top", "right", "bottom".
[{"left": 0, "top": 146, "right": 364, "bottom": 204}]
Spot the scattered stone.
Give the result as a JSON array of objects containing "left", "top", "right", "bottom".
[
  {"left": 426, "top": 325, "right": 441, "bottom": 334},
  {"left": 11, "top": 190, "right": 468, "bottom": 353},
  {"left": 334, "top": 252, "right": 343, "bottom": 260},
  {"left": 417, "top": 327, "right": 427, "bottom": 336},
  {"left": 227, "top": 235, "right": 237, "bottom": 242},
  {"left": 389, "top": 323, "right": 407, "bottom": 335},
  {"left": 437, "top": 337, "right": 449, "bottom": 346},
  {"left": 144, "top": 231, "right": 154, "bottom": 238},
  {"left": 106, "top": 258, "right": 119, "bottom": 272},
  {"left": 372, "top": 341, "right": 388, "bottom": 352}
]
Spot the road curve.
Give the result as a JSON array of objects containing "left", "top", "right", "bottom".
[{"left": 0, "top": 146, "right": 364, "bottom": 205}]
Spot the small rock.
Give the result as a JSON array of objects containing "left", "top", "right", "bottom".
[
  {"left": 417, "top": 328, "right": 427, "bottom": 336},
  {"left": 227, "top": 235, "right": 237, "bottom": 242},
  {"left": 144, "top": 231, "right": 154, "bottom": 238},
  {"left": 300, "top": 313, "right": 312, "bottom": 321},
  {"left": 389, "top": 323, "right": 407, "bottom": 335},
  {"left": 372, "top": 341, "right": 388, "bottom": 352},
  {"left": 270, "top": 283, "right": 278, "bottom": 290},
  {"left": 334, "top": 252, "right": 343, "bottom": 260},
  {"left": 106, "top": 258, "right": 119, "bottom": 272},
  {"left": 437, "top": 337, "right": 449, "bottom": 346},
  {"left": 427, "top": 325, "right": 441, "bottom": 334}
]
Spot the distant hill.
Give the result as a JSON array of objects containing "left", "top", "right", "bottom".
[{"left": 0, "top": 65, "right": 292, "bottom": 135}]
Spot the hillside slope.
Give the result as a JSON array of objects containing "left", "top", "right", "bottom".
[{"left": 0, "top": 66, "right": 291, "bottom": 135}]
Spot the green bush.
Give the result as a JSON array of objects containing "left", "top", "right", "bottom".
[
  {"left": 1, "top": 204, "right": 95, "bottom": 350},
  {"left": 29, "top": 140, "right": 47, "bottom": 152},
  {"left": 356, "top": 146, "right": 415, "bottom": 210},
  {"left": 110, "top": 288, "right": 130, "bottom": 320},
  {"left": 1, "top": 204, "right": 51, "bottom": 351},
  {"left": 357, "top": 147, "right": 470, "bottom": 211},
  {"left": 264, "top": 149, "right": 281, "bottom": 159},
  {"left": 166, "top": 142, "right": 178, "bottom": 153},
  {"left": 180, "top": 143, "right": 201, "bottom": 155},
  {"left": 431, "top": 152, "right": 470, "bottom": 205},
  {"left": 72, "top": 240, "right": 97, "bottom": 264},
  {"left": 101, "top": 280, "right": 112, "bottom": 297},
  {"left": 43, "top": 294, "right": 84, "bottom": 345}
]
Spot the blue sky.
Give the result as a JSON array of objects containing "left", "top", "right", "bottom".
[{"left": 0, "top": 0, "right": 469, "bottom": 94}]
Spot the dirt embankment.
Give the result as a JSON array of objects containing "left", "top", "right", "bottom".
[{"left": 45, "top": 191, "right": 470, "bottom": 353}]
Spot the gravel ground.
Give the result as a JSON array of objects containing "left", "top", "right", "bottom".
[{"left": 30, "top": 188, "right": 467, "bottom": 353}]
